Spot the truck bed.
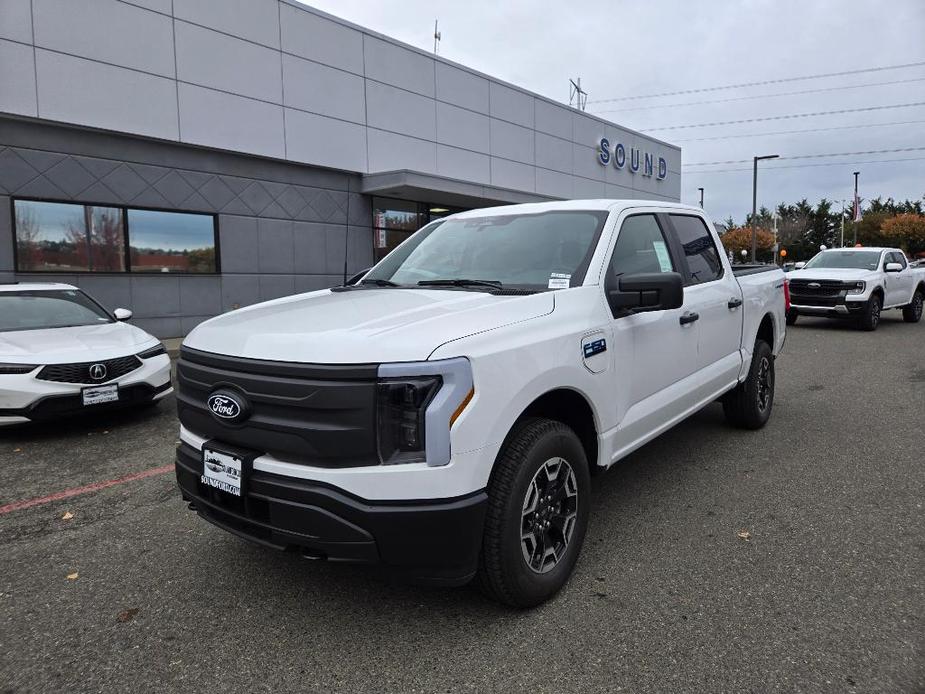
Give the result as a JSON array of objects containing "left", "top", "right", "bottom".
[{"left": 732, "top": 264, "right": 780, "bottom": 277}]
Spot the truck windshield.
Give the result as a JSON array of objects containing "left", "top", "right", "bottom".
[
  {"left": 803, "top": 250, "right": 882, "bottom": 270},
  {"left": 363, "top": 210, "right": 609, "bottom": 291},
  {"left": 0, "top": 289, "right": 113, "bottom": 332}
]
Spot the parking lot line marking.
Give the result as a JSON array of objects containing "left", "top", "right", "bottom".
[{"left": 0, "top": 464, "right": 174, "bottom": 515}]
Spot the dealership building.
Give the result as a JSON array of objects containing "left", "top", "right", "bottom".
[{"left": 0, "top": 0, "right": 681, "bottom": 337}]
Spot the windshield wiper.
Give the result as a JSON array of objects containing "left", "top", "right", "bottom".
[
  {"left": 359, "top": 278, "right": 400, "bottom": 287},
  {"left": 417, "top": 278, "right": 503, "bottom": 290}
]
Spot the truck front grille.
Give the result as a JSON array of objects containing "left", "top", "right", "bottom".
[{"left": 176, "top": 347, "right": 380, "bottom": 468}]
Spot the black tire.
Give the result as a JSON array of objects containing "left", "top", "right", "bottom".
[
  {"left": 722, "top": 340, "right": 775, "bottom": 430},
  {"left": 477, "top": 418, "right": 590, "bottom": 608},
  {"left": 785, "top": 309, "right": 798, "bottom": 326},
  {"left": 902, "top": 289, "right": 923, "bottom": 323},
  {"left": 858, "top": 293, "right": 881, "bottom": 331}
]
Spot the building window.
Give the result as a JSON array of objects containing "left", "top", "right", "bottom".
[
  {"left": 127, "top": 209, "right": 217, "bottom": 273},
  {"left": 13, "top": 200, "right": 125, "bottom": 272},
  {"left": 371, "top": 197, "right": 464, "bottom": 262},
  {"left": 13, "top": 199, "right": 218, "bottom": 274}
]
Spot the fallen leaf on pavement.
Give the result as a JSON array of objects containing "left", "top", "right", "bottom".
[
  {"left": 737, "top": 530, "right": 751, "bottom": 541},
  {"left": 61, "top": 512, "right": 74, "bottom": 520},
  {"left": 117, "top": 608, "right": 140, "bottom": 623},
  {"left": 66, "top": 572, "right": 79, "bottom": 580},
  {"left": 13, "top": 448, "right": 21, "bottom": 453}
]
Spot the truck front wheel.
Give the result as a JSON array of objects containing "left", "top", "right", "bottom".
[
  {"left": 722, "top": 339, "right": 775, "bottom": 430},
  {"left": 858, "top": 293, "right": 881, "bottom": 331},
  {"left": 902, "top": 289, "right": 923, "bottom": 323},
  {"left": 477, "top": 418, "right": 590, "bottom": 608}
]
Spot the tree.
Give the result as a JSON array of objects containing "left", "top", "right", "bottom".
[
  {"left": 880, "top": 213, "right": 925, "bottom": 256},
  {"left": 718, "top": 226, "right": 776, "bottom": 262}
]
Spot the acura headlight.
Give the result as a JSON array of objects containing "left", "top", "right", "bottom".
[
  {"left": 847, "top": 281, "right": 866, "bottom": 295},
  {"left": 137, "top": 343, "right": 168, "bottom": 359},
  {"left": 0, "top": 363, "right": 38, "bottom": 375},
  {"left": 376, "top": 358, "right": 474, "bottom": 466}
]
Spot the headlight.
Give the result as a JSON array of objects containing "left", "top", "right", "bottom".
[
  {"left": 847, "top": 281, "right": 866, "bottom": 295},
  {"left": 136, "top": 343, "right": 167, "bottom": 359},
  {"left": 0, "top": 363, "right": 38, "bottom": 375},
  {"left": 376, "top": 358, "right": 474, "bottom": 467}
]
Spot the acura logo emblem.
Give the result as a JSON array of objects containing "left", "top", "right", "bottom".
[
  {"left": 207, "top": 390, "right": 249, "bottom": 424},
  {"left": 89, "top": 363, "right": 107, "bottom": 380}
]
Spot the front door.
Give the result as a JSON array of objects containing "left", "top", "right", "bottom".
[{"left": 605, "top": 213, "right": 701, "bottom": 457}]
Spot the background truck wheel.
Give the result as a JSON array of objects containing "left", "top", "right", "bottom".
[
  {"left": 902, "top": 289, "right": 923, "bottom": 323},
  {"left": 858, "top": 294, "right": 881, "bottom": 331},
  {"left": 477, "top": 418, "right": 590, "bottom": 608},
  {"left": 786, "top": 309, "right": 798, "bottom": 326},
  {"left": 722, "top": 340, "right": 775, "bottom": 430}
]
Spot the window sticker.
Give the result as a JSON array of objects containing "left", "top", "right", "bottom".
[
  {"left": 548, "top": 273, "right": 571, "bottom": 289},
  {"left": 653, "top": 241, "right": 672, "bottom": 272}
]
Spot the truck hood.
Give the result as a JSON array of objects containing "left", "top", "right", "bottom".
[
  {"left": 789, "top": 268, "right": 877, "bottom": 282},
  {"left": 0, "top": 322, "right": 156, "bottom": 363},
  {"left": 184, "top": 288, "right": 555, "bottom": 363}
]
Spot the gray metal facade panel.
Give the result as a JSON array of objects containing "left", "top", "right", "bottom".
[
  {"left": 173, "top": 0, "right": 281, "bottom": 49},
  {"left": 32, "top": 0, "right": 176, "bottom": 78},
  {"left": 0, "top": 40, "right": 37, "bottom": 118},
  {"left": 0, "top": 0, "right": 34, "bottom": 43}
]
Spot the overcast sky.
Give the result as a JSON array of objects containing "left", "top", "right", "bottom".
[{"left": 305, "top": 0, "right": 924, "bottom": 224}]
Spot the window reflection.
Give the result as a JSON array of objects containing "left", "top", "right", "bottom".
[{"left": 14, "top": 200, "right": 124, "bottom": 272}]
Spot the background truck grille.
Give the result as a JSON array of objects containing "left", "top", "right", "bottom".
[
  {"left": 37, "top": 355, "right": 142, "bottom": 384},
  {"left": 789, "top": 280, "right": 847, "bottom": 298}
]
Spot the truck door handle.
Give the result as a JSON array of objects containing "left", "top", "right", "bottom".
[
  {"left": 727, "top": 297, "right": 743, "bottom": 309},
  {"left": 679, "top": 311, "right": 699, "bottom": 326}
]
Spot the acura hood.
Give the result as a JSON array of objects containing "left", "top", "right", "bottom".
[
  {"left": 184, "top": 288, "right": 555, "bottom": 363},
  {"left": 0, "top": 322, "right": 157, "bottom": 363}
]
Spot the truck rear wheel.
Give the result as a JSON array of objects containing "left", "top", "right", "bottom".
[
  {"left": 858, "top": 293, "right": 881, "bottom": 331},
  {"left": 902, "top": 289, "right": 923, "bottom": 323},
  {"left": 722, "top": 339, "right": 775, "bottom": 430},
  {"left": 477, "top": 418, "right": 590, "bottom": 608}
]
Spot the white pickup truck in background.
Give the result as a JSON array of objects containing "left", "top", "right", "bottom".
[
  {"left": 174, "top": 200, "right": 787, "bottom": 607},
  {"left": 788, "top": 247, "right": 925, "bottom": 330}
]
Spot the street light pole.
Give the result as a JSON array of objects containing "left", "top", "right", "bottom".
[
  {"left": 698, "top": 187, "right": 704, "bottom": 208},
  {"left": 751, "top": 154, "right": 779, "bottom": 262}
]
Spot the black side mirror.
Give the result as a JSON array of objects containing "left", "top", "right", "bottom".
[
  {"left": 607, "top": 272, "right": 684, "bottom": 317},
  {"left": 345, "top": 268, "right": 371, "bottom": 285}
]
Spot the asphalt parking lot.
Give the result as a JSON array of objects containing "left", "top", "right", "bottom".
[{"left": 1, "top": 314, "right": 923, "bottom": 694}]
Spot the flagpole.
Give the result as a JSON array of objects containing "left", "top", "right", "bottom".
[{"left": 852, "top": 171, "right": 860, "bottom": 245}]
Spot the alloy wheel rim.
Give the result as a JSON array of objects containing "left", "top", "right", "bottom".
[
  {"left": 521, "top": 457, "right": 579, "bottom": 574},
  {"left": 915, "top": 294, "right": 923, "bottom": 319},
  {"left": 756, "top": 356, "right": 773, "bottom": 412}
]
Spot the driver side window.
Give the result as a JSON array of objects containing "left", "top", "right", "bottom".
[{"left": 610, "top": 215, "right": 676, "bottom": 277}]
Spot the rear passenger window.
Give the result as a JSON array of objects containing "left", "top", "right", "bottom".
[
  {"left": 670, "top": 214, "right": 724, "bottom": 284},
  {"left": 610, "top": 215, "right": 676, "bottom": 277}
]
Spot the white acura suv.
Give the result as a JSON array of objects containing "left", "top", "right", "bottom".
[{"left": 0, "top": 283, "right": 172, "bottom": 426}]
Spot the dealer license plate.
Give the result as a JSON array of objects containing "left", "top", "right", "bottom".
[
  {"left": 201, "top": 447, "right": 242, "bottom": 497},
  {"left": 81, "top": 384, "right": 119, "bottom": 406}
]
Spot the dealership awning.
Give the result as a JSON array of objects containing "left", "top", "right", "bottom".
[{"left": 360, "top": 170, "right": 557, "bottom": 209}]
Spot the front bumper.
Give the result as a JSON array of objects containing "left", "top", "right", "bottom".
[
  {"left": 0, "top": 353, "right": 172, "bottom": 425},
  {"left": 175, "top": 442, "right": 487, "bottom": 585}
]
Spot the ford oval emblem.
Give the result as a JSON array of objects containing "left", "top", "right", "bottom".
[
  {"left": 808, "top": 282, "right": 821, "bottom": 289},
  {"left": 207, "top": 390, "right": 249, "bottom": 424}
]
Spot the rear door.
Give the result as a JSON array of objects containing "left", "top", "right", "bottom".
[
  {"left": 885, "top": 251, "right": 913, "bottom": 306},
  {"left": 664, "top": 213, "right": 743, "bottom": 392}
]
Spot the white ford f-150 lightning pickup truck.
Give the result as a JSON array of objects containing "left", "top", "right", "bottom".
[
  {"left": 175, "top": 200, "right": 787, "bottom": 606},
  {"left": 787, "top": 247, "right": 925, "bottom": 330}
]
